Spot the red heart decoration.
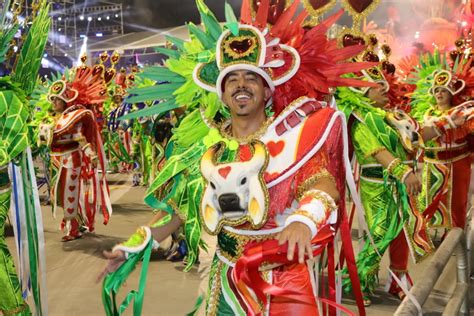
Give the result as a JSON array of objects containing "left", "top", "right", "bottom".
[
  {"left": 266, "top": 140, "right": 285, "bottom": 157},
  {"left": 229, "top": 39, "right": 254, "bottom": 54},
  {"left": 264, "top": 171, "right": 280, "bottom": 180},
  {"left": 346, "top": 0, "right": 374, "bottom": 14},
  {"left": 104, "top": 68, "right": 116, "bottom": 84},
  {"left": 68, "top": 197, "right": 75, "bottom": 203},
  {"left": 70, "top": 174, "right": 78, "bottom": 180},
  {"left": 346, "top": 0, "right": 375, "bottom": 14},
  {"left": 67, "top": 208, "right": 75, "bottom": 214},
  {"left": 450, "top": 50, "right": 462, "bottom": 63},
  {"left": 307, "top": 0, "right": 332, "bottom": 10},
  {"left": 218, "top": 166, "right": 232, "bottom": 179},
  {"left": 111, "top": 53, "right": 120, "bottom": 64},
  {"left": 69, "top": 185, "right": 76, "bottom": 192},
  {"left": 92, "top": 64, "right": 104, "bottom": 77},
  {"left": 363, "top": 51, "right": 379, "bottom": 62},
  {"left": 342, "top": 34, "right": 366, "bottom": 47},
  {"left": 100, "top": 52, "right": 109, "bottom": 63},
  {"left": 382, "top": 61, "right": 396, "bottom": 75},
  {"left": 77, "top": 66, "right": 88, "bottom": 78},
  {"left": 252, "top": 0, "right": 287, "bottom": 25}
]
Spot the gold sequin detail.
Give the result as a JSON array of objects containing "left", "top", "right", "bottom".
[{"left": 296, "top": 170, "right": 336, "bottom": 200}]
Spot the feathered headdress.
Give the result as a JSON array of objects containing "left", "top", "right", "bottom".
[
  {"left": 123, "top": 0, "right": 376, "bottom": 122},
  {"left": 404, "top": 49, "right": 474, "bottom": 122},
  {"left": 47, "top": 53, "right": 117, "bottom": 108}
]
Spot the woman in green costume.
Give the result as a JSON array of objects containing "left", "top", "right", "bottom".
[{"left": 337, "top": 66, "right": 433, "bottom": 305}]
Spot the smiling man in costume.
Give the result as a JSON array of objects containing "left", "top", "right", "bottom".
[{"left": 99, "top": 1, "right": 377, "bottom": 315}]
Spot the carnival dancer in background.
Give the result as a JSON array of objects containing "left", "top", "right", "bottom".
[
  {"left": 336, "top": 45, "right": 435, "bottom": 304},
  {"left": 98, "top": 1, "right": 382, "bottom": 314},
  {"left": 408, "top": 51, "right": 474, "bottom": 231},
  {"left": 45, "top": 65, "right": 113, "bottom": 241}
]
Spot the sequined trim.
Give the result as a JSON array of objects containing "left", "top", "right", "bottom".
[
  {"left": 206, "top": 260, "right": 223, "bottom": 316},
  {"left": 296, "top": 170, "right": 336, "bottom": 200},
  {"left": 217, "top": 228, "right": 277, "bottom": 263}
]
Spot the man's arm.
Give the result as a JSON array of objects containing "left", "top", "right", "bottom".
[
  {"left": 278, "top": 177, "right": 339, "bottom": 263},
  {"left": 97, "top": 212, "right": 183, "bottom": 282},
  {"left": 374, "top": 149, "right": 421, "bottom": 195}
]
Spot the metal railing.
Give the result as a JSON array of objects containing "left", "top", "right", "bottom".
[{"left": 394, "top": 227, "right": 470, "bottom": 315}]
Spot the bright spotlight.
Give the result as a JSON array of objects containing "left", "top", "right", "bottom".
[
  {"left": 58, "top": 28, "right": 62, "bottom": 31},
  {"left": 43, "top": 53, "right": 47, "bottom": 57},
  {"left": 98, "top": 17, "right": 102, "bottom": 21},
  {"left": 115, "top": 14, "right": 119, "bottom": 18},
  {"left": 69, "top": 43, "right": 73, "bottom": 47},
  {"left": 64, "top": 53, "right": 68, "bottom": 57},
  {"left": 106, "top": 16, "right": 110, "bottom": 20},
  {"left": 87, "top": 16, "right": 92, "bottom": 21},
  {"left": 58, "top": 17, "right": 62, "bottom": 21},
  {"left": 96, "top": 33, "right": 103, "bottom": 37},
  {"left": 79, "top": 15, "right": 84, "bottom": 20}
]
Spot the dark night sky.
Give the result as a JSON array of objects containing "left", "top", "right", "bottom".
[
  {"left": 117, "top": 0, "right": 243, "bottom": 31},
  {"left": 93, "top": 0, "right": 395, "bottom": 33}
]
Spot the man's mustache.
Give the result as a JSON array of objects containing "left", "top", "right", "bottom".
[{"left": 232, "top": 88, "right": 253, "bottom": 97}]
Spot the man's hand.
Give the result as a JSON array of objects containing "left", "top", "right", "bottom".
[
  {"left": 96, "top": 249, "right": 126, "bottom": 283},
  {"left": 404, "top": 172, "right": 421, "bottom": 196},
  {"left": 278, "top": 222, "right": 313, "bottom": 264}
]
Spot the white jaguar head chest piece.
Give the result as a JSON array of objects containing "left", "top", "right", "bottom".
[
  {"left": 200, "top": 141, "right": 269, "bottom": 235},
  {"left": 386, "top": 109, "right": 421, "bottom": 153}
]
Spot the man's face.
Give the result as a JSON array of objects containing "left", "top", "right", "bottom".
[
  {"left": 367, "top": 82, "right": 389, "bottom": 108},
  {"left": 51, "top": 97, "right": 67, "bottom": 113},
  {"left": 221, "top": 70, "right": 271, "bottom": 117},
  {"left": 434, "top": 87, "right": 452, "bottom": 107}
]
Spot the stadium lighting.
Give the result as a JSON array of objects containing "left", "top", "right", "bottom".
[
  {"left": 79, "top": 15, "right": 84, "bottom": 20},
  {"left": 98, "top": 17, "right": 102, "bottom": 21},
  {"left": 96, "top": 33, "right": 103, "bottom": 37},
  {"left": 87, "top": 16, "right": 92, "bottom": 21}
]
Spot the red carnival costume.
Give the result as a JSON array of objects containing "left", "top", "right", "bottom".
[
  {"left": 102, "top": 1, "right": 379, "bottom": 315},
  {"left": 46, "top": 68, "right": 112, "bottom": 241}
]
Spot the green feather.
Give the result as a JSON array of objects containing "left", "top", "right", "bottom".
[
  {"left": 155, "top": 47, "right": 180, "bottom": 59},
  {"left": 195, "top": 0, "right": 222, "bottom": 41},
  {"left": 165, "top": 35, "right": 185, "bottom": 51},
  {"left": 11, "top": 0, "right": 51, "bottom": 95},
  {"left": 0, "top": 24, "right": 18, "bottom": 64},
  {"left": 119, "top": 99, "right": 179, "bottom": 120},
  {"left": 127, "top": 83, "right": 183, "bottom": 103},
  {"left": 224, "top": 2, "right": 239, "bottom": 35},
  {"left": 188, "top": 22, "right": 214, "bottom": 50}
]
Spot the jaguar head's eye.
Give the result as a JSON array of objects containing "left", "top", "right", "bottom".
[
  {"left": 210, "top": 182, "right": 216, "bottom": 190},
  {"left": 240, "top": 177, "right": 247, "bottom": 185}
]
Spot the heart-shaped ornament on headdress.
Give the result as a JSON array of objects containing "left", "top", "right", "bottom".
[
  {"left": 303, "top": 0, "right": 337, "bottom": 17},
  {"left": 251, "top": 0, "right": 288, "bottom": 25}
]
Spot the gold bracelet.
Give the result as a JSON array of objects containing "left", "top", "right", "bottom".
[
  {"left": 299, "top": 189, "right": 338, "bottom": 213},
  {"left": 386, "top": 158, "right": 402, "bottom": 175}
]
